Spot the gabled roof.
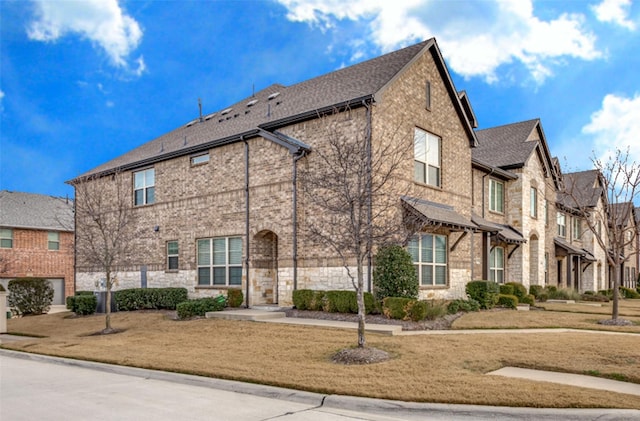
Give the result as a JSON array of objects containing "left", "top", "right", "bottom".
[
  {"left": 73, "top": 38, "right": 477, "bottom": 180},
  {"left": 0, "top": 190, "right": 74, "bottom": 232},
  {"left": 457, "top": 91, "right": 478, "bottom": 129},
  {"left": 474, "top": 119, "right": 540, "bottom": 168},
  {"left": 557, "top": 170, "right": 603, "bottom": 209},
  {"left": 610, "top": 202, "right": 636, "bottom": 227}
]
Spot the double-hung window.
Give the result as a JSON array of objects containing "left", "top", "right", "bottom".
[
  {"left": 197, "top": 237, "right": 242, "bottom": 286},
  {"left": 134, "top": 168, "right": 155, "bottom": 206},
  {"left": 489, "top": 179, "right": 504, "bottom": 213},
  {"left": 48, "top": 232, "right": 60, "bottom": 250},
  {"left": 0, "top": 228, "right": 13, "bottom": 248},
  {"left": 408, "top": 234, "right": 447, "bottom": 286},
  {"left": 489, "top": 247, "right": 505, "bottom": 283},
  {"left": 167, "top": 241, "right": 179, "bottom": 270},
  {"left": 530, "top": 187, "right": 538, "bottom": 218},
  {"left": 572, "top": 218, "right": 582, "bottom": 241},
  {"left": 557, "top": 213, "right": 566, "bottom": 237},
  {"left": 414, "top": 128, "right": 441, "bottom": 187}
]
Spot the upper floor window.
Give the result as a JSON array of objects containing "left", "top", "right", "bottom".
[
  {"left": 48, "top": 231, "right": 60, "bottom": 250},
  {"left": 489, "top": 247, "right": 505, "bottom": 284},
  {"left": 0, "top": 228, "right": 13, "bottom": 248},
  {"left": 414, "top": 128, "right": 441, "bottom": 187},
  {"left": 544, "top": 200, "right": 549, "bottom": 226},
  {"left": 191, "top": 153, "right": 209, "bottom": 166},
  {"left": 197, "top": 237, "right": 242, "bottom": 286},
  {"left": 167, "top": 241, "right": 179, "bottom": 270},
  {"left": 572, "top": 217, "right": 582, "bottom": 241},
  {"left": 530, "top": 187, "right": 538, "bottom": 218},
  {"left": 489, "top": 179, "right": 504, "bottom": 213},
  {"left": 408, "top": 234, "right": 447, "bottom": 286},
  {"left": 134, "top": 168, "right": 155, "bottom": 206},
  {"left": 557, "top": 212, "right": 566, "bottom": 237},
  {"left": 425, "top": 81, "right": 431, "bottom": 111}
]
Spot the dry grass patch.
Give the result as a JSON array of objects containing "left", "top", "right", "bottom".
[
  {"left": 4, "top": 310, "right": 640, "bottom": 409},
  {"left": 453, "top": 309, "right": 640, "bottom": 333},
  {"left": 538, "top": 300, "right": 640, "bottom": 318}
]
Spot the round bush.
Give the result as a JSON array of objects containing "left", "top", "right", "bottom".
[{"left": 373, "top": 245, "right": 418, "bottom": 301}]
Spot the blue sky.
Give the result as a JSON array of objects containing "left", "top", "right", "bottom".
[{"left": 1, "top": 0, "right": 639, "bottom": 199}]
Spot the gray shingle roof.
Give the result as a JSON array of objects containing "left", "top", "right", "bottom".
[
  {"left": 610, "top": 202, "right": 635, "bottom": 227},
  {"left": 473, "top": 119, "right": 540, "bottom": 168},
  {"left": 0, "top": 191, "right": 74, "bottom": 231},
  {"left": 76, "top": 39, "right": 437, "bottom": 179},
  {"left": 557, "top": 170, "right": 603, "bottom": 209}
]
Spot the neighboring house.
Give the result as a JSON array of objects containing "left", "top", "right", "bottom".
[
  {"left": 0, "top": 191, "right": 75, "bottom": 304},
  {"left": 557, "top": 170, "right": 609, "bottom": 292},
  {"left": 609, "top": 202, "right": 638, "bottom": 289},
  {"left": 636, "top": 207, "right": 640, "bottom": 286},
  {"left": 470, "top": 119, "right": 559, "bottom": 290},
  {"left": 70, "top": 38, "right": 483, "bottom": 305}
]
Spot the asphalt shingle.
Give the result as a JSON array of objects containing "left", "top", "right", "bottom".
[{"left": 0, "top": 191, "right": 74, "bottom": 231}]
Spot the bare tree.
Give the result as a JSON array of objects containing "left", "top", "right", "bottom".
[
  {"left": 71, "top": 171, "right": 138, "bottom": 332},
  {"left": 562, "top": 149, "right": 640, "bottom": 320},
  {"left": 299, "top": 105, "right": 415, "bottom": 348}
]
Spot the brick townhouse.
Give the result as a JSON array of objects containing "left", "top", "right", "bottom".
[
  {"left": 71, "top": 38, "right": 484, "bottom": 305},
  {"left": 0, "top": 191, "right": 75, "bottom": 303}
]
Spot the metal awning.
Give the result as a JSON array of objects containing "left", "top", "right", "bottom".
[
  {"left": 471, "top": 215, "right": 527, "bottom": 244},
  {"left": 554, "top": 237, "right": 586, "bottom": 256},
  {"left": 402, "top": 196, "right": 477, "bottom": 232}
]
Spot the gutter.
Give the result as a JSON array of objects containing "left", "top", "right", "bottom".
[{"left": 292, "top": 150, "right": 307, "bottom": 291}]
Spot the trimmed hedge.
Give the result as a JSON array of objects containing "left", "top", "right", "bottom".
[
  {"left": 372, "top": 245, "right": 418, "bottom": 300},
  {"left": 620, "top": 287, "right": 640, "bottom": 299},
  {"left": 74, "top": 295, "right": 98, "bottom": 315},
  {"left": 176, "top": 296, "right": 226, "bottom": 319},
  {"left": 292, "top": 289, "right": 314, "bottom": 310},
  {"left": 506, "top": 282, "right": 527, "bottom": 301},
  {"left": 499, "top": 284, "right": 514, "bottom": 295},
  {"left": 226, "top": 289, "right": 244, "bottom": 307},
  {"left": 114, "top": 288, "right": 188, "bottom": 311},
  {"left": 520, "top": 294, "right": 535, "bottom": 306},
  {"left": 293, "top": 289, "right": 374, "bottom": 314},
  {"left": 497, "top": 294, "right": 518, "bottom": 309},
  {"left": 466, "top": 280, "right": 500, "bottom": 309},
  {"left": 382, "top": 297, "right": 434, "bottom": 322},
  {"left": 581, "top": 293, "right": 609, "bottom": 302},
  {"left": 8, "top": 278, "right": 54, "bottom": 315},
  {"left": 529, "top": 285, "right": 544, "bottom": 298},
  {"left": 447, "top": 298, "right": 480, "bottom": 314}
]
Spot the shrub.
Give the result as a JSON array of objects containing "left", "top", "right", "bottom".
[
  {"left": 115, "top": 288, "right": 188, "bottom": 311},
  {"left": 465, "top": 280, "right": 500, "bottom": 309},
  {"left": 506, "top": 282, "right": 527, "bottom": 300},
  {"left": 548, "top": 288, "right": 581, "bottom": 301},
  {"left": 372, "top": 245, "right": 418, "bottom": 301},
  {"left": 529, "top": 285, "right": 544, "bottom": 298},
  {"left": 74, "top": 295, "right": 98, "bottom": 315},
  {"left": 176, "top": 296, "right": 225, "bottom": 319},
  {"left": 0, "top": 284, "right": 5, "bottom": 292},
  {"left": 520, "top": 294, "right": 535, "bottom": 306},
  {"left": 382, "top": 297, "right": 412, "bottom": 320},
  {"left": 620, "top": 287, "right": 640, "bottom": 299},
  {"left": 580, "top": 293, "right": 609, "bottom": 302},
  {"left": 7, "top": 278, "right": 54, "bottom": 315},
  {"left": 407, "top": 300, "right": 428, "bottom": 322},
  {"left": 546, "top": 285, "right": 558, "bottom": 294},
  {"left": 583, "top": 290, "right": 595, "bottom": 295},
  {"left": 447, "top": 298, "right": 480, "bottom": 314},
  {"left": 497, "top": 294, "right": 518, "bottom": 309},
  {"left": 292, "top": 289, "right": 315, "bottom": 310},
  {"left": 423, "top": 300, "right": 447, "bottom": 320},
  {"left": 310, "top": 291, "right": 326, "bottom": 311},
  {"left": 499, "top": 284, "right": 514, "bottom": 295},
  {"left": 76, "top": 290, "right": 94, "bottom": 296},
  {"left": 598, "top": 289, "right": 614, "bottom": 299},
  {"left": 537, "top": 292, "right": 548, "bottom": 302},
  {"left": 226, "top": 289, "right": 244, "bottom": 307},
  {"left": 324, "top": 291, "right": 353, "bottom": 313}
]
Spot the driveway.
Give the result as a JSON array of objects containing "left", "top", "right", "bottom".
[{"left": 1, "top": 350, "right": 637, "bottom": 421}]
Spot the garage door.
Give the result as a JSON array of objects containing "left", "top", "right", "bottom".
[{"left": 0, "top": 278, "right": 65, "bottom": 306}]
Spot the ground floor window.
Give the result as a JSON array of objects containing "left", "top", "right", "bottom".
[
  {"left": 489, "top": 247, "right": 505, "bottom": 283},
  {"left": 408, "top": 234, "right": 447, "bottom": 286},
  {"left": 197, "top": 237, "right": 242, "bottom": 286},
  {"left": 167, "top": 241, "right": 179, "bottom": 270}
]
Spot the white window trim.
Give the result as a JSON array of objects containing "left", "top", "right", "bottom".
[
  {"left": 48, "top": 231, "right": 60, "bottom": 251},
  {"left": 489, "top": 246, "right": 505, "bottom": 284},
  {"left": 530, "top": 187, "right": 538, "bottom": 218},
  {"left": 134, "top": 168, "right": 155, "bottom": 206},
  {"left": 197, "top": 237, "right": 243, "bottom": 287},
  {"left": 489, "top": 179, "right": 504, "bottom": 213},
  {"left": 167, "top": 241, "right": 179, "bottom": 270},
  {"left": 557, "top": 213, "right": 566, "bottom": 237},
  {"left": 191, "top": 153, "right": 210, "bottom": 166},
  {"left": 409, "top": 234, "right": 448, "bottom": 287},
  {"left": 0, "top": 228, "right": 13, "bottom": 248},
  {"left": 414, "top": 128, "right": 441, "bottom": 188}
]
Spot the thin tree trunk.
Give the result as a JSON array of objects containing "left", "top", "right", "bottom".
[
  {"left": 612, "top": 263, "right": 620, "bottom": 320},
  {"left": 105, "top": 272, "right": 112, "bottom": 331},
  {"left": 357, "top": 257, "right": 366, "bottom": 348}
]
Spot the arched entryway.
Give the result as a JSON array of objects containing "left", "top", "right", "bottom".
[{"left": 252, "top": 230, "right": 278, "bottom": 305}]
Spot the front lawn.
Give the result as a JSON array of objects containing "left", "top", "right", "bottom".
[{"left": 3, "top": 308, "right": 640, "bottom": 409}]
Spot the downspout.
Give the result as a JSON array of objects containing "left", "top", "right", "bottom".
[
  {"left": 481, "top": 169, "right": 495, "bottom": 280},
  {"left": 72, "top": 188, "right": 77, "bottom": 295},
  {"left": 243, "top": 137, "right": 251, "bottom": 308},
  {"left": 292, "top": 150, "right": 307, "bottom": 291},
  {"left": 364, "top": 99, "right": 373, "bottom": 292}
]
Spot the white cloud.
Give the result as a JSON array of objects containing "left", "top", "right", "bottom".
[
  {"left": 592, "top": 0, "right": 636, "bottom": 30},
  {"left": 582, "top": 93, "right": 640, "bottom": 165},
  {"left": 276, "top": 0, "right": 601, "bottom": 84},
  {"left": 27, "top": 0, "right": 145, "bottom": 75}
]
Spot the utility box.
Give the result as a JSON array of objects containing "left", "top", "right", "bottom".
[{"left": 94, "top": 291, "right": 117, "bottom": 314}]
